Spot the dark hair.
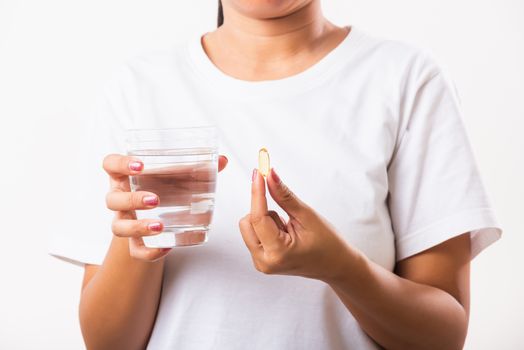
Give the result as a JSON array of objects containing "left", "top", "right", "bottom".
[{"left": 217, "top": 1, "right": 224, "bottom": 27}]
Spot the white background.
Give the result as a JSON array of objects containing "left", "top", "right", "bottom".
[{"left": 0, "top": 0, "right": 523, "bottom": 349}]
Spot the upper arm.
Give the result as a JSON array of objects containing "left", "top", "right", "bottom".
[
  {"left": 82, "top": 264, "right": 100, "bottom": 292},
  {"left": 394, "top": 232, "right": 471, "bottom": 317}
]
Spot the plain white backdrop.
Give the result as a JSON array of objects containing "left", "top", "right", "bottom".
[{"left": 0, "top": 0, "right": 523, "bottom": 349}]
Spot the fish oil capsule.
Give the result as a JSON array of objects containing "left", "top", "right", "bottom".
[{"left": 258, "top": 148, "right": 270, "bottom": 177}]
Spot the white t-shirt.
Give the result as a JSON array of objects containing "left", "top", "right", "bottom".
[{"left": 49, "top": 25, "right": 502, "bottom": 349}]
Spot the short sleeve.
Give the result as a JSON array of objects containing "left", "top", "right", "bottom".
[
  {"left": 387, "top": 52, "right": 502, "bottom": 262},
  {"left": 48, "top": 66, "right": 131, "bottom": 266}
]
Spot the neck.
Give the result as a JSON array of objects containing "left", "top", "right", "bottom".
[{"left": 212, "top": 1, "right": 328, "bottom": 63}]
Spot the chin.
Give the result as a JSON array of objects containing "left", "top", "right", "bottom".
[{"left": 226, "top": 0, "right": 312, "bottom": 19}]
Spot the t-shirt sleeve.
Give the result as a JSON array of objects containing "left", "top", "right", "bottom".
[
  {"left": 48, "top": 66, "right": 131, "bottom": 267},
  {"left": 387, "top": 51, "right": 502, "bottom": 262}
]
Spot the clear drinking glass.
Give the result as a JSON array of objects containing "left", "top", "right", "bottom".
[{"left": 125, "top": 126, "right": 219, "bottom": 248}]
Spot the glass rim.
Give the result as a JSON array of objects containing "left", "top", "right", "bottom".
[
  {"left": 125, "top": 125, "right": 219, "bottom": 150},
  {"left": 124, "top": 125, "right": 218, "bottom": 133}
]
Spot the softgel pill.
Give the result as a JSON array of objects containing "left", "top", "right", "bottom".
[{"left": 258, "top": 148, "right": 270, "bottom": 177}]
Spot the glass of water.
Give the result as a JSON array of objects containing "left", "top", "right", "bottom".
[{"left": 125, "top": 126, "right": 219, "bottom": 248}]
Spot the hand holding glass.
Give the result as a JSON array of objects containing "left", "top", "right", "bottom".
[{"left": 126, "top": 126, "right": 221, "bottom": 248}]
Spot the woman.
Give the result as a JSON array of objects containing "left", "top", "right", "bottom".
[{"left": 50, "top": 0, "right": 502, "bottom": 349}]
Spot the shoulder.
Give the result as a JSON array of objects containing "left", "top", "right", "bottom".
[
  {"left": 107, "top": 42, "right": 189, "bottom": 86},
  {"left": 364, "top": 29, "right": 441, "bottom": 73},
  {"left": 96, "top": 41, "right": 194, "bottom": 111},
  {"left": 353, "top": 27, "right": 446, "bottom": 89}
]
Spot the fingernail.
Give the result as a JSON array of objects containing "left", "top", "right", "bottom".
[
  {"left": 129, "top": 161, "right": 143, "bottom": 172},
  {"left": 143, "top": 195, "right": 159, "bottom": 206},
  {"left": 252, "top": 168, "right": 258, "bottom": 182},
  {"left": 148, "top": 222, "right": 163, "bottom": 232},
  {"left": 270, "top": 168, "right": 281, "bottom": 184}
]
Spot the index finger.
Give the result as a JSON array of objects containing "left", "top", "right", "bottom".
[
  {"left": 250, "top": 169, "right": 268, "bottom": 220},
  {"left": 103, "top": 154, "right": 228, "bottom": 180},
  {"left": 103, "top": 154, "right": 143, "bottom": 179},
  {"left": 250, "top": 169, "right": 282, "bottom": 247}
]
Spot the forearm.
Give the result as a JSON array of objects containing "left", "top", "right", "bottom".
[
  {"left": 79, "top": 236, "right": 165, "bottom": 350},
  {"left": 326, "top": 248, "right": 468, "bottom": 350}
]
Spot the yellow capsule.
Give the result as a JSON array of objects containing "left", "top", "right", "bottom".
[{"left": 258, "top": 148, "right": 270, "bottom": 177}]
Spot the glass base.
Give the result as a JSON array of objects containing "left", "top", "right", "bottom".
[{"left": 143, "top": 228, "right": 209, "bottom": 248}]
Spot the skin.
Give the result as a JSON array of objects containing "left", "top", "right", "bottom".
[
  {"left": 240, "top": 168, "right": 470, "bottom": 350},
  {"left": 80, "top": 155, "right": 228, "bottom": 349},
  {"left": 81, "top": 1, "right": 471, "bottom": 349},
  {"left": 203, "top": 0, "right": 349, "bottom": 81}
]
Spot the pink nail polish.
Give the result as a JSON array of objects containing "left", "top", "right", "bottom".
[
  {"left": 252, "top": 168, "right": 258, "bottom": 182},
  {"left": 148, "top": 222, "right": 163, "bottom": 232},
  {"left": 270, "top": 168, "right": 281, "bottom": 184},
  {"left": 129, "top": 161, "right": 143, "bottom": 171},
  {"left": 143, "top": 195, "right": 159, "bottom": 206}
]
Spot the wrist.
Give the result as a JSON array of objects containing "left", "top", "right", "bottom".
[{"left": 321, "top": 243, "right": 370, "bottom": 287}]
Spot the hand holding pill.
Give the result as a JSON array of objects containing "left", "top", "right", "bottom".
[{"left": 238, "top": 149, "right": 353, "bottom": 282}]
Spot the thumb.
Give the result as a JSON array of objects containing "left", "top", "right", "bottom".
[{"left": 267, "top": 168, "right": 309, "bottom": 219}]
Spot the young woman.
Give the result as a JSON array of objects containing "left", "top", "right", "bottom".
[{"left": 50, "top": 0, "right": 502, "bottom": 349}]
